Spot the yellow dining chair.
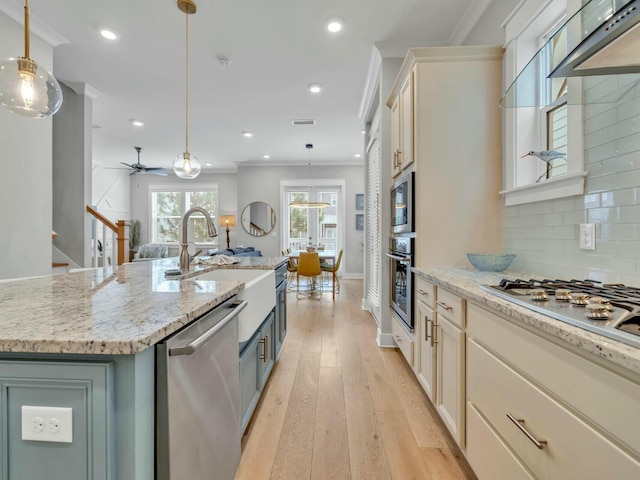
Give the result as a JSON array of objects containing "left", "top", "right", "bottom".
[
  {"left": 296, "top": 251, "right": 322, "bottom": 299},
  {"left": 321, "top": 249, "right": 343, "bottom": 299}
]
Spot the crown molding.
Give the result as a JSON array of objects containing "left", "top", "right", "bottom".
[
  {"left": 63, "top": 81, "right": 102, "bottom": 99},
  {"left": 358, "top": 47, "right": 382, "bottom": 120},
  {"left": 449, "top": 0, "right": 495, "bottom": 46}
]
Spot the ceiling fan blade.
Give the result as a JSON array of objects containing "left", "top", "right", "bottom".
[
  {"left": 129, "top": 170, "right": 140, "bottom": 176},
  {"left": 120, "top": 162, "right": 135, "bottom": 168},
  {"left": 104, "top": 167, "right": 131, "bottom": 170},
  {"left": 148, "top": 169, "right": 169, "bottom": 176}
]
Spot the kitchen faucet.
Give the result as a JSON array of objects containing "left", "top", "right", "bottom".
[{"left": 180, "top": 207, "right": 217, "bottom": 271}]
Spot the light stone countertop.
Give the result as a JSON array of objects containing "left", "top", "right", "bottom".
[
  {"left": 0, "top": 257, "right": 287, "bottom": 356},
  {"left": 412, "top": 266, "right": 640, "bottom": 377}
]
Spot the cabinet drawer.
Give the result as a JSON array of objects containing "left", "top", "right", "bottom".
[
  {"left": 435, "top": 288, "right": 465, "bottom": 328},
  {"left": 466, "top": 402, "right": 534, "bottom": 480},
  {"left": 467, "top": 304, "right": 640, "bottom": 453},
  {"left": 392, "top": 315, "right": 414, "bottom": 367},
  {"left": 414, "top": 277, "right": 435, "bottom": 309},
  {"left": 468, "top": 339, "right": 640, "bottom": 479}
]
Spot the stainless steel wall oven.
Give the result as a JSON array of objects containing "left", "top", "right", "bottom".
[{"left": 386, "top": 236, "right": 414, "bottom": 330}]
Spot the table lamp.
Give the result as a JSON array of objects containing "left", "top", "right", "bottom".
[{"left": 219, "top": 215, "right": 236, "bottom": 249}]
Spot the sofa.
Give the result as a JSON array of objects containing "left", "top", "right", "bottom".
[{"left": 206, "top": 247, "right": 262, "bottom": 257}]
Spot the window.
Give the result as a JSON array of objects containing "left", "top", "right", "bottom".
[
  {"left": 502, "top": 0, "right": 586, "bottom": 206},
  {"left": 150, "top": 185, "right": 218, "bottom": 245}
]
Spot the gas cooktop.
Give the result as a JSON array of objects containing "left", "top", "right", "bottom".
[{"left": 480, "top": 278, "right": 640, "bottom": 349}]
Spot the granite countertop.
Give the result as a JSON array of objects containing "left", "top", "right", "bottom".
[
  {"left": 0, "top": 257, "right": 287, "bottom": 356},
  {"left": 412, "top": 266, "right": 640, "bottom": 376}
]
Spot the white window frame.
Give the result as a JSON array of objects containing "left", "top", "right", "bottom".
[
  {"left": 502, "top": 0, "right": 587, "bottom": 206},
  {"left": 148, "top": 183, "right": 219, "bottom": 246}
]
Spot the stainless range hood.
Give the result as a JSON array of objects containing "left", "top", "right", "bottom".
[{"left": 501, "top": 0, "right": 640, "bottom": 107}]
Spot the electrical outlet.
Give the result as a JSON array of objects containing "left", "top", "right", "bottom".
[
  {"left": 580, "top": 223, "right": 596, "bottom": 250},
  {"left": 21, "top": 406, "right": 72, "bottom": 443}
]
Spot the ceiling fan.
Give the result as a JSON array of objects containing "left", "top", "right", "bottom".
[{"left": 109, "top": 147, "right": 168, "bottom": 176}]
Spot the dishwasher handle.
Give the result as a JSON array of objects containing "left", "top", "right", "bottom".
[{"left": 169, "top": 300, "right": 248, "bottom": 356}]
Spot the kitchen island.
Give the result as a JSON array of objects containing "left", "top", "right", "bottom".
[
  {"left": 411, "top": 266, "right": 640, "bottom": 479},
  {"left": 0, "top": 256, "right": 287, "bottom": 480}
]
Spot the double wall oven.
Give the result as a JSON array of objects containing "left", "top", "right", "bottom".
[
  {"left": 387, "top": 171, "right": 416, "bottom": 330},
  {"left": 387, "top": 236, "right": 414, "bottom": 330}
]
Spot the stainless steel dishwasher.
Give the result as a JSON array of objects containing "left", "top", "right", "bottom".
[{"left": 156, "top": 296, "right": 247, "bottom": 480}]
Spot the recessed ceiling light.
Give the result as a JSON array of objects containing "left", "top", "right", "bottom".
[
  {"left": 242, "top": 131, "right": 254, "bottom": 138},
  {"left": 354, "top": 153, "right": 362, "bottom": 158},
  {"left": 263, "top": 154, "right": 271, "bottom": 159},
  {"left": 205, "top": 162, "right": 212, "bottom": 167},
  {"left": 361, "top": 129, "right": 366, "bottom": 134},
  {"left": 326, "top": 18, "right": 344, "bottom": 33},
  {"left": 100, "top": 29, "right": 118, "bottom": 40},
  {"left": 308, "top": 83, "right": 322, "bottom": 94},
  {"left": 130, "top": 119, "right": 144, "bottom": 127}
]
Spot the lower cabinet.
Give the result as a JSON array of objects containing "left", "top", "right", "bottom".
[
  {"left": 413, "top": 281, "right": 466, "bottom": 448},
  {"left": 467, "top": 303, "right": 640, "bottom": 479},
  {"left": 275, "top": 280, "right": 287, "bottom": 358},
  {"left": 415, "top": 299, "right": 435, "bottom": 401},
  {"left": 435, "top": 314, "right": 465, "bottom": 447},
  {"left": 239, "top": 306, "right": 284, "bottom": 434}
]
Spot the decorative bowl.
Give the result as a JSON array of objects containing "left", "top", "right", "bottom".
[
  {"left": 466, "top": 253, "right": 516, "bottom": 272},
  {"left": 306, "top": 246, "right": 316, "bottom": 252}
]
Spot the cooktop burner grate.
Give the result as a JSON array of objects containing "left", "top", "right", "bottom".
[{"left": 481, "top": 278, "right": 640, "bottom": 349}]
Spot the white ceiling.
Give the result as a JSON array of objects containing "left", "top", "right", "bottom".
[{"left": 0, "top": 0, "right": 494, "bottom": 171}]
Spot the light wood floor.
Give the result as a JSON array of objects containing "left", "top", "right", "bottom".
[{"left": 235, "top": 279, "right": 476, "bottom": 480}]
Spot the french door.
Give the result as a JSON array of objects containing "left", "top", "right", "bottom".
[{"left": 283, "top": 186, "right": 341, "bottom": 254}]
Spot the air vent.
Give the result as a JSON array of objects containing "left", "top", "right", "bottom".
[{"left": 291, "top": 119, "right": 316, "bottom": 126}]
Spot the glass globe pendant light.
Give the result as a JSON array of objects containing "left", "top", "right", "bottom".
[
  {"left": 173, "top": 0, "right": 201, "bottom": 179},
  {"left": 0, "top": 0, "right": 63, "bottom": 118}
]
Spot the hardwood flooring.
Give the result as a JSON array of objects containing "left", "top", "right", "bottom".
[{"left": 235, "top": 279, "right": 476, "bottom": 480}]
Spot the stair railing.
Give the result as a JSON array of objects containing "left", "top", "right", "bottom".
[{"left": 86, "top": 206, "right": 130, "bottom": 266}]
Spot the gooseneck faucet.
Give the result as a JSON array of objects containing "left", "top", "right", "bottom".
[{"left": 180, "top": 207, "right": 217, "bottom": 271}]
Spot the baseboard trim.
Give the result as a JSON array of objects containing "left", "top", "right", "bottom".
[{"left": 377, "top": 329, "right": 397, "bottom": 348}]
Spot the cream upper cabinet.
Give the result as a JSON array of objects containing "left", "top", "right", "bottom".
[
  {"left": 400, "top": 71, "right": 414, "bottom": 170},
  {"left": 390, "top": 97, "right": 402, "bottom": 178},
  {"left": 387, "top": 45, "right": 504, "bottom": 267},
  {"left": 389, "top": 68, "right": 415, "bottom": 177}
]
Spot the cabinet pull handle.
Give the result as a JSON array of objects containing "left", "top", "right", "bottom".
[
  {"left": 259, "top": 338, "right": 266, "bottom": 360},
  {"left": 431, "top": 320, "right": 438, "bottom": 346},
  {"left": 395, "top": 335, "right": 402, "bottom": 343},
  {"left": 425, "top": 315, "right": 431, "bottom": 342},
  {"left": 416, "top": 289, "right": 428, "bottom": 296},
  {"left": 507, "top": 413, "right": 547, "bottom": 450},
  {"left": 264, "top": 334, "right": 269, "bottom": 362},
  {"left": 436, "top": 301, "right": 452, "bottom": 311}
]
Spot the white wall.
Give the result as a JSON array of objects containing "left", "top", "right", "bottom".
[
  {"left": 0, "top": 12, "right": 53, "bottom": 279},
  {"left": 237, "top": 164, "right": 365, "bottom": 276},
  {"left": 92, "top": 162, "right": 130, "bottom": 224},
  {"left": 461, "top": 0, "right": 521, "bottom": 46}
]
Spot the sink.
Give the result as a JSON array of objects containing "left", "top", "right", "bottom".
[{"left": 195, "top": 269, "right": 276, "bottom": 343}]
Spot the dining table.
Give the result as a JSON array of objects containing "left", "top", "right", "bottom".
[{"left": 287, "top": 250, "right": 337, "bottom": 299}]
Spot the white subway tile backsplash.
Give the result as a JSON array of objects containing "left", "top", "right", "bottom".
[
  {"left": 601, "top": 189, "right": 636, "bottom": 207},
  {"left": 619, "top": 205, "right": 640, "bottom": 223},
  {"left": 503, "top": 78, "right": 640, "bottom": 284}
]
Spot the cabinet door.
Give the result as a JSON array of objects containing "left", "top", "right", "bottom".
[
  {"left": 259, "top": 311, "right": 276, "bottom": 389},
  {"left": 400, "top": 71, "right": 414, "bottom": 170},
  {"left": 239, "top": 333, "right": 261, "bottom": 433},
  {"left": 436, "top": 315, "right": 465, "bottom": 447},
  {"left": 390, "top": 97, "right": 401, "bottom": 177},
  {"left": 416, "top": 300, "right": 436, "bottom": 402}
]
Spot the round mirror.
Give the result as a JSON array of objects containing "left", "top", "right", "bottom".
[{"left": 241, "top": 201, "right": 276, "bottom": 236}]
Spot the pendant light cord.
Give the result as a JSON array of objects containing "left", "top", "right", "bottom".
[
  {"left": 24, "top": 0, "right": 30, "bottom": 59},
  {"left": 185, "top": 11, "right": 189, "bottom": 153}
]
